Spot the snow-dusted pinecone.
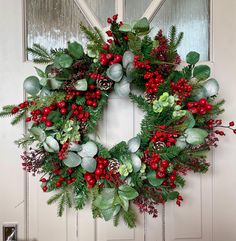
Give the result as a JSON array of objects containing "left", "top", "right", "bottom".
[
  {"left": 107, "top": 158, "right": 120, "bottom": 174},
  {"left": 96, "top": 78, "right": 113, "bottom": 90},
  {"left": 144, "top": 92, "right": 157, "bottom": 103},
  {"left": 153, "top": 141, "right": 166, "bottom": 151}
]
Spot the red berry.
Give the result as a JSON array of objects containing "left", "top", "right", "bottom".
[
  {"left": 92, "top": 102, "right": 97, "bottom": 108},
  {"left": 114, "top": 54, "right": 122, "bottom": 63},
  {"left": 45, "top": 120, "right": 52, "bottom": 127},
  {"left": 229, "top": 121, "right": 235, "bottom": 126},
  {"left": 43, "top": 107, "right": 51, "bottom": 115},
  {"left": 107, "top": 18, "right": 112, "bottom": 24},
  {"left": 160, "top": 160, "right": 169, "bottom": 168},
  {"left": 40, "top": 178, "right": 47, "bottom": 183},
  {"left": 19, "top": 103, "right": 25, "bottom": 109},
  {"left": 106, "top": 30, "right": 113, "bottom": 37},
  {"left": 233, "top": 129, "right": 236, "bottom": 134},
  {"left": 169, "top": 175, "right": 176, "bottom": 182},
  {"left": 42, "top": 186, "right": 48, "bottom": 192},
  {"left": 11, "top": 107, "right": 19, "bottom": 114},
  {"left": 95, "top": 169, "right": 103, "bottom": 176},
  {"left": 66, "top": 180, "right": 72, "bottom": 185},
  {"left": 176, "top": 200, "right": 181, "bottom": 206},
  {"left": 59, "top": 177, "right": 64, "bottom": 182},
  {"left": 112, "top": 14, "right": 118, "bottom": 21},
  {"left": 106, "top": 53, "right": 113, "bottom": 60},
  {"left": 199, "top": 98, "right": 207, "bottom": 106},
  {"left": 102, "top": 43, "right": 110, "bottom": 50},
  {"left": 56, "top": 182, "right": 61, "bottom": 187},
  {"left": 123, "top": 36, "right": 128, "bottom": 41},
  {"left": 177, "top": 195, "right": 183, "bottom": 201},
  {"left": 25, "top": 117, "right": 31, "bottom": 122},
  {"left": 150, "top": 162, "right": 158, "bottom": 170},
  {"left": 60, "top": 108, "right": 67, "bottom": 114}
]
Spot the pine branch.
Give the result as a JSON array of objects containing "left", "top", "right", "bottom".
[
  {"left": 2, "top": 105, "right": 16, "bottom": 111},
  {"left": 113, "top": 211, "right": 121, "bottom": 227},
  {"left": 27, "top": 43, "right": 53, "bottom": 63},
  {"left": 14, "top": 134, "right": 35, "bottom": 148},
  {"left": 0, "top": 111, "right": 13, "bottom": 118},
  {"left": 129, "top": 93, "right": 151, "bottom": 112},
  {"left": 122, "top": 206, "right": 136, "bottom": 228},
  {"left": 11, "top": 111, "right": 25, "bottom": 125}
]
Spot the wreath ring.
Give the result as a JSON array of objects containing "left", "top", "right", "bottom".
[{"left": 1, "top": 15, "right": 235, "bottom": 227}]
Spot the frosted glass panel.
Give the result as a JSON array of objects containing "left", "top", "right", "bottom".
[
  {"left": 150, "top": 0, "right": 210, "bottom": 61},
  {"left": 86, "top": 0, "right": 115, "bottom": 27},
  {"left": 25, "top": 0, "right": 89, "bottom": 57},
  {"left": 124, "top": 0, "right": 152, "bottom": 22}
]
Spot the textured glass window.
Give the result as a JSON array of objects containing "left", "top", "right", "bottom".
[
  {"left": 124, "top": 0, "right": 152, "bottom": 22},
  {"left": 150, "top": 0, "right": 210, "bottom": 61},
  {"left": 86, "top": 0, "right": 115, "bottom": 27},
  {"left": 25, "top": 0, "right": 89, "bottom": 58}
]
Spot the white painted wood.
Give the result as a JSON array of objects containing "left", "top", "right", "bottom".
[
  {"left": 142, "top": 0, "right": 164, "bottom": 21},
  {"left": 74, "top": 0, "right": 103, "bottom": 31},
  {"left": 115, "top": 0, "right": 125, "bottom": 22}
]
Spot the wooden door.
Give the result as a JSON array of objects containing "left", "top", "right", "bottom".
[{"left": 1, "top": 1, "right": 236, "bottom": 241}]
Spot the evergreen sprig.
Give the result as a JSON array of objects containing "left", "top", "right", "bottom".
[{"left": 27, "top": 43, "right": 53, "bottom": 63}]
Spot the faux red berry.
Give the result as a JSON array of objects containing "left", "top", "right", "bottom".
[
  {"left": 42, "top": 186, "right": 48, "bottom": 192},
  {"left": 160, "top": 160, "right": 169, "bottom": 168},
  {"left": 45, "top": 120, "right": 52, "bottom": 127}
]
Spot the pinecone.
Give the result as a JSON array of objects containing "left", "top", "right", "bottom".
[
  {"left": 96, "top": 78, "right": 113, "bottom": 90},
  {"left": 153, "top": 141, "right": 166, "bottom": 151},
  {"left": 108, "top": 159, "right": 120, "bottom": 174},
  {"left": 144, "top": 92, "right": 157, "bottom": 103}
]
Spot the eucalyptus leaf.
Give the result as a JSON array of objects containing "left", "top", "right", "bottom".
[
  {"left": 119, "top": 23, "right": 132, "bottom": 32},
  {"left": 81, "top": 157, "right": 97, "bottom": 173},
  {"left": 68, "top": 142, "right": 82, "bottom": 152},
  {"left": 114, "top": 79, "right": 130, "bottom": 97},
  {"left": 118, "top": 185, "right": 138, "bottom": 200},
  {"left": 176, "top": 136, "right": 188, "bottom": 150},
  {"left": 107, "top": 63, "right": 123, "bottom": 82},
  {"left": 75, "top": 78, "right": 88, "bottom": 91},
  {"left": 203, "top": 78, "right": 219, "bottom": 97},
  {"left": 186, "top": 51, "right": 200, "bottom": 65},
  {"left": 43, "top": 136, "right": 60, "bottom": 153},
  {"left": 133, "top": 17, "right": 150, "bottom": 34},
  {"left": 23, "top": 76, "right": 41, "bottom": 96},
  {"left": 68, "top": 41, "right": 84, "bottom": 59},
  {"left": 185, "top": 128, "right": 208, "bottom": 145},
  {"left": 126, "top": 63, "right": 135, "bottom": 81},
  {"left": 39, "top": 78, "right": 48, "bottom": 86},
  {"left": 128, "top": 136, "right": 141, "bottom": 153},
  {"left": 40, "top": 87, "right": 51, "bottom": 97},
  {"left": 29, "top": 127, "right": 46, "bottom": 142},
  {"left": 94, "top": 188, "right": 116, "bottom": 209},
  {"left": 147, "top": 170, "right": 164, "bottom": 187},
  {"left": 193, "top": 65, "right": 211, "bottom": 81},
  {"left": 122, "top": 51, "right": 134, "bottom": 68},
  {"left": 193, "top": 87, "right": 207, "bottom": 101},
  {"left": 131, "top": 154, "right": 141, "bottom": 172},
  {"left": 101, "top": 207, "right": 116, "bottom": 221},
  {"left": 55, "top": 54, "right": 73, "bottom": 68},
  {"left": 48, "top": 78, "right": 63, "bottom": 90},
  {"left": 119, "top": 196, "right": 129, "bottom": 211},
  {"left": 78, "top": 141, "right": 98, "bottom": 157},
  {"left": 63, "top": 152, "right": 82, "bottom": 167},
  {"left": 184, "top": 111, "right": 196, "bottom": 128}
]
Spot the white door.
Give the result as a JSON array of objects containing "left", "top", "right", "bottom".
[{"left": 0, "top": 1, "right": 236, "bottom": 241}]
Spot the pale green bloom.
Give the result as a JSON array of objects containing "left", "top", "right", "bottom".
[
  {"left": 140, "top": 163, "right": 146, "bottom": 174},
  {"left": 153, "top": 100, "right": 163, "bottom": 113},
  {"left": 153, "top": 92, "right": 176, "bottom": 113},
  {"left": 118, "top": 162, "right": 133, "bottom": 177}
]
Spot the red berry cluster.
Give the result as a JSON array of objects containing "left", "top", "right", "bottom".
[
  {"left": 143, "top": 150, "right": 177, "bottom": 189},
  {"left": 187, "top": 98, "right": 212, "bottom": 115},
  {"left": 99, "top": 53, "right": 122, "bottom": 66},
  {"left": 151, "top": 126, "right": 178, "bottom": 147},
  {"left": 107, "top": 14, "right": 118, "bottom": 24},
  {"left": 11, "top": 101, "right": 30, "bottom": 114},
  {"left": 144, "top": 71, "right": 165, "bottom": 94},
  {"left": 134, "top": 56, "right": 151, "bottom": 70},
  {"left": 207, "top": 119, "right": 236, "bottom": 135},
  {"left": 85, "top": 84, "right": 101, "bottom": 107},
  {"left": 70, "top": 104, "right": 90, "bottom": 123},
  {"left": 58, "top": 142, "right": 69, "bottom": 160},
  {"left": 176, "top": 195, "right": 183, "bottom": 206},
  {"left": 84, "top": 157, "right": 109, "bottom": 188},
  {"left": 171, "top": 78, "right": 192, "bottom": 101}
]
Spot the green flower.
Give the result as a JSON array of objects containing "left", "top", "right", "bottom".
[
  {"left": 153, "top": 100, "right": 163, "bottom": 113},
  {"left": 173, "top": 105, "right": 187, "bottom": 118},
  {"left": 140, "top": 163, "right": 146, "bottom": 174},
  {"left": 118, "top": 162, "right": 133, "bottom": 177}
]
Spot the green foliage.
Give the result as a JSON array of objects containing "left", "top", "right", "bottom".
[
  {"left": 109, "top": 141, "right": 129, "bottom": 159},
  {"left": 15, "top": 133, "right": 35, "bottom": 148},
  {"left": 11, "top": 111, "right": 26, "bottom": 125},
  {"left": 158, "top": 146, "right": 181, "bottom": 160},
  {"left": 80, "top": 24, "right": 104, "bottom": 52},
  {"left": 129, "top": 93, "right": 151, "bottom": 112},
  {"left": 47, "top": 188, "right": 72, "bottom": 217},
  {"left": 127, "top": 32, "right": 142, "bottom": 55},
  {"left": 122, "top": 206, "right": 136, "bottom": 228},
  {"left": 27, "top": 43, "right": 53, "bottom": 63}
]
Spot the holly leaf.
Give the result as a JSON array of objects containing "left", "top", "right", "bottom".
[
  {"left": 186, "top": 51, "right": 200, "bottom": 65},
  {"left": 168, "top": 191, "right": 179, "bottom": 200},
  {"left": 193, "top": 65, "right": 211, "bottom": 81},
  {"left": 68, "top": 41, "right": 84, "bottom": 59},
  {"left": 147, "top": 170, "right": 164, "bottom": 187}
]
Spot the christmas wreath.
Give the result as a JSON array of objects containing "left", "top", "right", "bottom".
[{"left": 1, "top": 15, "right": 235, "bottom": 228}]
